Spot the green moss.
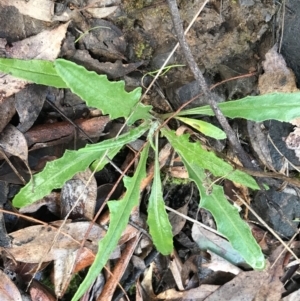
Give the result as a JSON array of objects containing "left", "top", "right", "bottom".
[
  {"left": 135, "top": 42, "right": 145, "bottom": 58},
  {"left": 123, "top": 0, "right": 146, "bottom": 13},
  {"left": 133, "top": 41, "right": 153, "bottom": 60},
  {"left": 134, "top": 42, "right": 146, "bottom": 59},
  {"left": 165, "top": 175, "right": 191, "bottom": 185},
  {"left": 62, "top": 273, "right": 84, "bottom": 301}
]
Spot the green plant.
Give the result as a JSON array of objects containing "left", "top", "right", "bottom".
[
  {"left": 141, "top": 64, "right": 185, "bottom": 87},
  {"left": 74, "top": 26, "right": 111, "bottom": 43},
  {"left": 1, "top": 58, "right": 299, "bottom": 300}
]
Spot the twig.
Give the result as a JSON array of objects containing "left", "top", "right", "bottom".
[
  {"left": 141, "top": 0, "right": 209, "bottom": 101},
  {"left": 166, "top": 0, "right": 256, "bottom": 170},
  {"left": 45, "top": 97, "right": 95, "bottom": 143},
  {"left": 232, "top": 164, "right": 300, "bottom": 188},
  {"left": 45, "top": 97, "right": 123, "bottom": 175},
  {"left": 0, "top": 149, "right": 26, "bottom": 185},
  {"left": 165, "top": 205, "right": 227, "bottom": 238},
  {"left": 278, "top": 0, "right": 286, "bottom": 52}
]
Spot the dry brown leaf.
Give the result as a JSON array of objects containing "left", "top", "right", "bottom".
[
  {"left": 258, "top": 45, "right": 298, "bottom": 94},
  {"left": 15, "top": 85, "right": 48, "bottom": 133},
  {"left": 204, "top": 270, "right": 269, "bottom": 301},
  {"left": 0, "top": 76, "right": 28, "bottom": 103},
  {"left": 203, "top": 249, "right": 285, "bottom": 301},
  {"left": 140, "top": 263, "right": 156, "bottom": 301},
  {"left": 250, "top": 46, "right": 300, "bottom": 166},
  {"left": 0, "top": 269, "right": 22, "bottom": 301},
  {"left": 80, "top": 19, "right": 126, "bottom": 61},
  {"left": 169, "top": 202, "right": 188, "bottom": 236},
  {"left": 61, "top": 168, "right": 97, "bottom": 220},
  {"left": 0, "top": 96, "right": 15, "bottom": 132},
  {"left": 89, "top": 274, "right": 105, "bottom": 301},
  {"left": 8, "top": 221, "right": 105, "bottom": 263},
  {"left": 156, "top": 285, "right": 219, "bottom": 301},
  {"left": 87, "top": 0, "right": 120, "bottom": 5},
  {"left": 0, "top": 22, "right": 69, "bottom": 101},
  {"left": 54, "top": 249, "right": 78, "bottom": 298},
  {"left": 2, "top": 0, "right": 54, "bottom": 22},
  {"left": 247, "top": 121, "right": 275, "bottom": 170},
  {"left": 72, "top": 50, "right": 144, "bottom": 79},
  {"left": 169, "top": 166, "right": 189, "bottom": 179},
  {"left": 290, "top": 118, "right": 300, "bottom": 127},
  {"left": 29, "top": 280, "right": 56, "bottom": 301},
  {"left": 169, "top": 250, "right": 184, "bottom": 291},
  {"left": 203, "top": 252, "right": 241, "bottom": 276},
  {"left": 24, "top": 116, "right": 109, "bottom": 149},
  {"left": 0, "top": 124, "right": 28, "bottom": 162},
  {"left": 6, "top": 22, "right": 69, "bottom": 60},
  {"left": 136, "top": 280, "right": 143, "bottom": 301},
  {"left": 285, "top": 128, "right": 300, "bottom": 152},
  {"left": 86, "top": 6, "right": 118, "bottom": 18},
  {"left": 19, "top": 192, "right": 60, "bottom": 216},
  {"left": 73, "top": 247, "right": 98, "bottom": 273},
  {"left": 181, "top": 254, "right": 202, "bottom": 286},
  {"left": 223, "top": 179, "right": 250, "bottom": 218}
]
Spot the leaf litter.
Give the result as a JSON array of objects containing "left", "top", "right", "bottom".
[{"left": 0, "top": 0, "right": 300, "bottom": 300}]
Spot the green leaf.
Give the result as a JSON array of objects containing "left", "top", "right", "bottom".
[
  {"left": 147, "top": 133, "right": 173, "bottom": 255},
  {"left": 13, "top": 147, "right": 116, "bottom": 208},
  {"left": 0, "top": 58, "right": 67, "bottom": 88},
  {"left": 72, "top": 144, "right": 150, "bottom": 301},
  {"left": 200, "top": 184, "right": 265, "bottom": 270},
  {"left": 162, "top": 129, "right": 259, "bottom": 190},
  {"left": 90, "top": 147, "right": 120, "bottom": 172},
  {"left": 186, "top": 161, "right": 265, "bottom": 269},
  {"left": 163, "top": 129, "right": 265, "bottom": 269},
  {"left": 0, "top": 58, "right": 152, "bottom": 122},
  {"left": 82, "top": 122, "right": 150, "bottom": 152},
  {"left": 54, "top": 59, "right": 150, "bottom": 121},
  {"left": 176, "top": 117, "right": 226, "bottom": 139},
  {"left": 13, "top": 123, "right": 149, "bottom": 208},
  {"left": 127, "top": 103, "right": 153, "bottom": 125},
  {"left": 175, "top": 93, "right": 300, "bottom": 122},
  {"left": 174, "top": 147, "right": 265, "bottom": 270}
]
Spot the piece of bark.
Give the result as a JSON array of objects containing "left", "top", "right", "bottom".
[{"left": 24, "top": 116, "right": 110, "bottom": 148}]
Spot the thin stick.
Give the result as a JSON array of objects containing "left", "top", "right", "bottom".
[
  {"left": 45, "top": 97, "right": 123, "bottom": 175},
  {"left": 141, "top": 0, "right": 210, "bottom": 101},
  {"left": 0, "top": 149, "right": 26, "bottom": 185},
  {"left": 267, "top": 134, "right": 300, "bottom": 173},
  {"left": 278, "top": 0, "right": 286, "bottom": 52},
  {"left": 166, "top": 0, "right": 256, "bottom": 171},
  {"left": 165, "top": 205, "right": 226, "bottom": 238}
]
